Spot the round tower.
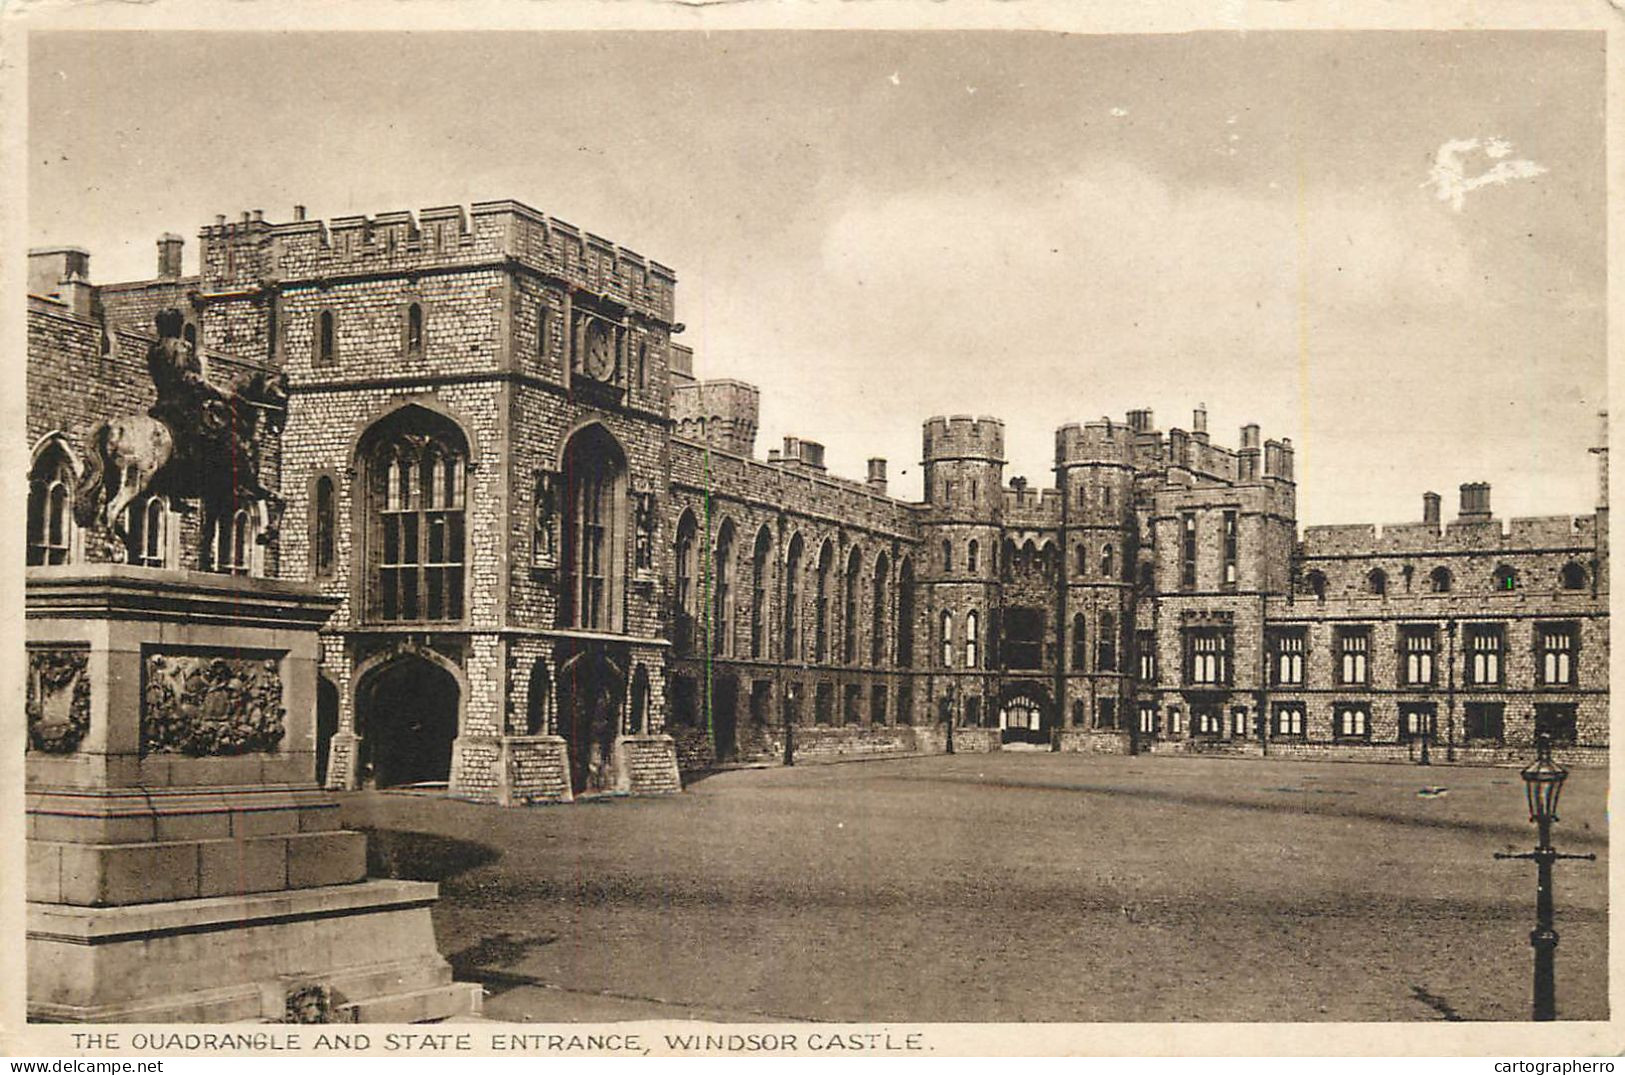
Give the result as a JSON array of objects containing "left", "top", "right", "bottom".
[{"left": 918, "top": 416, "right": 1005, "bottom": 745}]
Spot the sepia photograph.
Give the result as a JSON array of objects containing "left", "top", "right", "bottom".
[{"left": 7, "top": 8, "right": 1616, "bottom": 1056}]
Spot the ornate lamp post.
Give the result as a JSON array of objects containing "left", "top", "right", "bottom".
[{"left": 1494, "top": 733, "right": 1595, "bottom": 1021}]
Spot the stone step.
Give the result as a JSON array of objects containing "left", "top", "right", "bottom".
[{"left": 334, "top": 982, "right": 485, "bottom": 1024}]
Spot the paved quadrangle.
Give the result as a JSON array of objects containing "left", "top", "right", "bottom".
[{"left": 338, "top": 753, "right": 1607, "bottom": 1023}]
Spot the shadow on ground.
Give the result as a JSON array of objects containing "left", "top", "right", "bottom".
[{"left": 357, "top": 827, "right": 502, "bottom": 881}]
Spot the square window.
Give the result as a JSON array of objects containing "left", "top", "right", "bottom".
[
  {"left": 1333, "top": 703, "right": 1370, "bottom": 741},
  {"left": 1464, "top": 702, "right": 1504, "bottom": 742},
  {"left": 1272, "top": 704, "right": 1305, "bottom": 738}
]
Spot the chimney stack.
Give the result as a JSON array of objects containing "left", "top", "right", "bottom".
[
  {"left": 1192, "top": 403, "right": 1208, "bottom": 435},
  {"left": 1238, "top": 423, "right": 1262, "bottom": 480},
  {"left": 866, "top": 458, "right": 888, "bottom": 495},
  {"left": 1459, "top": 482, "right": 1492, "bottom": 519},
  {"left": 1423, "top": 491, "right": 1441, "bottom": 528},
  {"left": 156, "top": 233, "right": 184, "bottom": 279},
  {"left": 294, "top": 205, "right": 307, "bottom": 222},
  {"left": 1127, "top": 408, "right": 1154, "bottom": 433}
]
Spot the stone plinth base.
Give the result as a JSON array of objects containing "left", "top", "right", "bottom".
[
  {"left": 28, "top": 880, "right": 483, "bottom": 1024},
  {"left": 26, "top": 566, "right": 479, "bottom": 1022},
  {"left": 614, "top": 735, "right": 681, "bottom": 794},
  {"left": 497, "top": 735, "right": 572, "bottom": 805}
]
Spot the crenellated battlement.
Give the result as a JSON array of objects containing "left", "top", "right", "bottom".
[
  {"left": 1302, "top": 513, "right": 1599, "bottom": 557},
  {"left": 1002, "top": 482, "right": 1062, "bottom": 525},
  {"left": 922, "top": 415, "right": 1005, "bottom": 462},
  {"left": 1055, "top": 419, "right": 1137, "bottom": 467},
  {"left": 197, "top": 200, "right": 677, "bottom": 323}
]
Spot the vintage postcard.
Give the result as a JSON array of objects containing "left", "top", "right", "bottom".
[{"left": 1, "top": 0, "right": 1618, "bottom": 1059}]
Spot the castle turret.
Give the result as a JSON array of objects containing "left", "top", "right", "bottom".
[{"left": 920, "top": 416, "right": 1005, "bottom": 736}]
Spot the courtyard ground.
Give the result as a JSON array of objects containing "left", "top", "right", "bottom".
[{"left": 337, "top": 752, "right": 1608, "bottom": 1024}]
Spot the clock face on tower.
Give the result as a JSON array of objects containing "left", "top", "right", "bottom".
[{"left": 583, "top": 322, "right": 616, "bottom": 382}]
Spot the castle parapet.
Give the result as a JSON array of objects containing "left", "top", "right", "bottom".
[
  {"left": 922, "top": 415, "right": 1005, "bottom": 462},
  {"left": 199, "top": 200, "right": 677, "bottom": 323},
  {"left": 1302, "top": 513, "right": 1597, "bottom": 557},
  {"left": 671, "top": 378, "right": 760, "bottom": 457},
  {"left": 1055, "top": 419, "right": 1136, "bottom": 467}
]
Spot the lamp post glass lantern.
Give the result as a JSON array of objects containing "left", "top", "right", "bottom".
[
  {"left": 1495, "top": 733, "right": 1595, "bottom": 1022},
  {"left": 1521, "top": 738, "right": 1567, "bottom": 842}
]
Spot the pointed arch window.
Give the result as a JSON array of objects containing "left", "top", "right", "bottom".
[
  {"left": 363, "top": 408, "right": 469, "bottom": 623},
  {"left": 1368, "top": 568, "right": 1388, "bottom": 596},
  {"left": 814, "top": 542, "right": 834, "bottom": 663},
  {"left": 1493, "top": 564, "right": 1518, "bottom": 592},
  {"left": 1076, "top": 543, "right": 1087, "bottom": 577},
  {"left": 560, "top": 426, "right": 627, "bottom": 631},
  {"left": 784, "top": 534, "right": 805, "bottom": 660},
  {"left": 675, "top": 511, "right": 698, "bottom": 618},
  {"left": 216, "top": 505, "right": 261, "bottom": 577},
  {"left": 843, "top": 547, "right": 862, "bottom": 663},
  {"left": 751, "top": 528, "right": 772, "bottom": 659},
  {"left": 1101, "top": 544, "right": 1115, "bottom": 580},
  {"left": 896, "top": 557, "right": 916, "bottom": 667},
  {"left": 965, "top": 610, "right": 979, "bottom": 669},
  {"left": 27, "top": 443, "right": 76, "bottom": 566},
  {"left": 126, "top": 493, "right": 172, "bottom": 568},
  {"left": 940, "top": 609, "right": 954, "bottom": 668},
  {"left": 1071, "top": 613, "right": 1087, "bottom": 670},
  {"left": 1429, "top": 566, "right": 1452, "bottom": 593},
  {"left": 967, "top": 540, "right": 980, "bottom": 574},
  {"left": 405, "top": 302, "right": 424, "bottom": 355},
  {"left": 942, "top": 539, "right": 953, "bottom": 573},
  {"left": 712, "top": 521, "right": 736, "bottom": 657},
  {"left": 871, "top": 552, "right": 890, "bottom": 665}
]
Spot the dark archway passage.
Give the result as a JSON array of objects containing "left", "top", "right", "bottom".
[
  {"left": 315, "top": 676, "right": 339, "bottom": 786},
  {"left": 557, "top": 650, "right": 625, "bottom": 795},
  {"left": 712, "top": 674, "right": 739, "bottom": 762},
  {"left": 358, "top": 656, "right": 460, "bottom": 788}
]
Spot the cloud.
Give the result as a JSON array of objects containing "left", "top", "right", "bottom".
[{"left": 1423, "top": 137, "right": 1547, "bottom": 212}]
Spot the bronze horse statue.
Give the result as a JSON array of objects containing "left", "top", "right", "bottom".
[{"left": 73, "top": 309, "right": 288, "bottom": 570}]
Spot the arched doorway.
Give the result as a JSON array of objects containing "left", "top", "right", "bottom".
[
  {"left": 557, "top": 649, "right": 626, "bottom": 795},
  {"left": 357, "top": 656, "right": 460, "bottom": 788},
  {"left": 315, "top": 676, "right": 339, "bottom": 787},
  {"left": 998, "top": 686, "right": 1052, "bottom": 746}
]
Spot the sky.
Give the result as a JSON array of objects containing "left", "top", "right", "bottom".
[{"left": 27, "top": 30, "right": 1606, "bottom": 526}]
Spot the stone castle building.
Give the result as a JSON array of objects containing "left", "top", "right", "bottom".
[{"left": 26, "top": 200, "right": 1610, "bottom": 803}]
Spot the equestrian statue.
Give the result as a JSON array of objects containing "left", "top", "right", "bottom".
[{"left": 73, "top": 308, "right": 288, "bottom": 571}]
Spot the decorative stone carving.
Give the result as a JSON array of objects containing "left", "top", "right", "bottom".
[
  {"left": 142, "top": 651, "right": 286, "bottom": 756},
  {"left": 282, "top": 983, "right": 333, "bottom": 1024},
  {"left": 634, "top": 487, "right": 656, "bottom": 571},
  {"left": 532, "top": 469, "right": 557, "bottom": 569},
  {"left": 26, "top": 645, "right": 90, "bottom": 754}
]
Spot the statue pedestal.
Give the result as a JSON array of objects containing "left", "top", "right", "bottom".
[{"left": 25, "top": 567, "right": 482, "bottom": 1023}]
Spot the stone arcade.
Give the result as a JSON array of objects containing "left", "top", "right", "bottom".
[{"left": 25, "top": 198, "right": 1609, "bottom": 811}]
